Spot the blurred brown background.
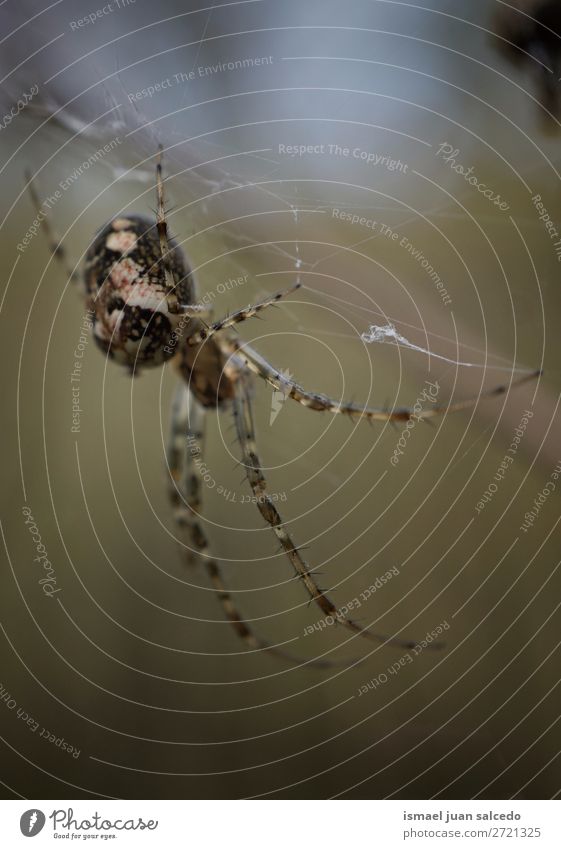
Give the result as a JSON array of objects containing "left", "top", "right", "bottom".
[{"left": 1, "top": 0, "right": 560, "bottom": 799}]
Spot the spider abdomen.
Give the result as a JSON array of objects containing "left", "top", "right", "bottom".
[{"left": 84, "top": 215, "right": 195, "bottom": 371}]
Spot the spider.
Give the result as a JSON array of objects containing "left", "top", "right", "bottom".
[{"left": 26, "top": 147, "right": 540, "bottom": 666}]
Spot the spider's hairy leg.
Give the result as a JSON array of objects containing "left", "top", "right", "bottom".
[
  {"left": 166, "top": 383, "right": 205, "bottom": 565},
  {"left": 188, "top": 282, "right": 302, "bottom": 345},
  {"left": 24, "top": 170, "right": 79, "bottom": 284},
  {"left": 155, "top": 145, "right": 190, "bottom": 317},
  {"left": 232, "top": 378, "right": 433, "bottom": 651},
  {"left": 168, "top": 384, "right": 272, "bottom": 649},
  {"left": 168, "top": 384, "right": 346, "bottom": 667},
  {"left": 228, "top": 340, "right": 541, "bottom": 423}
]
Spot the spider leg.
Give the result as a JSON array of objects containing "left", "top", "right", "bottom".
[
  {"left": 232, "top": 378, "right": 433, "bottom": 651},
  {"left": 25, "top": 170, "right": 79, "bottom": 284},
  {"left": 166, "top": 382, "right": 205, "bottom": 564},
  {"left": 188, "top": 282, "right": 301, "bottom": 345},
  {"left": 227, "top": 339, "right": 540, "bottom": 423},
  {"left": 155, "top": 145, "right": 197, "bottom": 319},
  {"left": 167, "top": 382, "right": 349, "bottom": 666}
]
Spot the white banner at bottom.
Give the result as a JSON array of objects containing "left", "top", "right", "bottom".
[{"left": 0, "top": 799, "right": 559, "bottom": 848}]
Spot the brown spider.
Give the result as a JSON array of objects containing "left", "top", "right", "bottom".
[{"left": 26, "top": 148, "right": 540, "bottom": 665}]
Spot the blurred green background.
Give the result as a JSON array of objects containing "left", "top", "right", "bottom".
[{"left": 1, "top": 0, "right": 560, "bottom": 799}]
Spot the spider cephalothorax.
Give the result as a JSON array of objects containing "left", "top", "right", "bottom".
[{"left": 84, "top": 215, "right": 195, "bottom": 371}]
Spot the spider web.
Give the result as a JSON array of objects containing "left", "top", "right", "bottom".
[{"left": 2, "top": 0, "right": 549, "bottom": 390}]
